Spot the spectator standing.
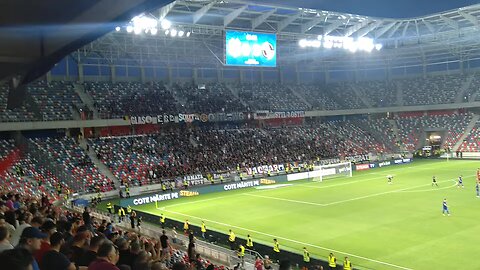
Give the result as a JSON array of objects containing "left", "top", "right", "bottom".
[
  {"left": 78, "top": 235, "right": 105, "bottom": 267},
  {"left": 0, "top": 248, "right": 34, "bottom": 270}
]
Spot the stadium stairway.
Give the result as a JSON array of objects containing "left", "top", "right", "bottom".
[
  {"left": 394, "top": 81, "right": 404, "bottom": 106},
  {"left": 349, "top": 84, "right": 372, "bottom": 108},
  {"left": 287, "top": 85, "right": 312, "bottom": 109},
  {"left": 225, "top": 84, "right": 249, "bottom": 108},
  {"left": 388, "top": 119, "right": 401, "bottom": 147},
  {"left": 455, "top": 74, "right": 475, "bottom": 103},
  {"left": 73, "top": 83, "right": 99, "bottom": 119},
  {"left": 452, "top": 114, "right": 480, "bottom": 151},
  {"left": 80, "top": 138, "right": 121, "bottom": 188}
]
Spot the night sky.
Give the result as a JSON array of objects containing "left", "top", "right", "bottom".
[{"left": 254, "top": 0, "right": 480, "bottom": 18}]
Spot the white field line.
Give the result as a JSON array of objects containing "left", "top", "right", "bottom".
[
  {"left": 158, "top": 208, "right": 413, "bottom": 270},
  {"left": 297, "top": 161, "right": 459, "bottom": 189},
  {"left": 244, "top": 176, "right": 473, "bottom": 208}
]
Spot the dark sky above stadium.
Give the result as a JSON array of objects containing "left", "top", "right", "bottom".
[{"left": 254, "top": 0, "right": 480, "bottom": 18}]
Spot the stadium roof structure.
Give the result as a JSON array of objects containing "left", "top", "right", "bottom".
[
  {"left": 78, "top": 0, "right": 480, "bottom": 72},
  {"left": 0, "top": 0, "right": 174, "bottom": 83}
]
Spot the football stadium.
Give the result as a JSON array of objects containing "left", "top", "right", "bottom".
[{"left": 1, "top": 0, "right": 480, "bottom": 270}]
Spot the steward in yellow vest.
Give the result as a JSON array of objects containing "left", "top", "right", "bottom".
[
  {"left": 201, "top": 221, "right": 207, "bottom": 238},
  {"left": 106, "top": 202, "right": 113, "bottom": 214},
  {"left": 237, "top": 244, "right": 245, "bottom": 259},
  {"left": 273, "top": 238, "right": 280, "bottom": 253},
  {"left": 303, "top": 247, "right": 310, "bottom": 264},
  {"left": 228, "top": 229, "right": 236, "bottom": 250},
  {"left": 246, "top": 235, "right": 253, "bottom": 249},
  {"left": 343, "top": 257, "right": 352, "bottom": 270},
  {"left": 328, "top": 253, "right": 337, "bottom": 269}
]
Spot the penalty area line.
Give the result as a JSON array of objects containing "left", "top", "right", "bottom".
[{"left": 158, "top": 208, "right": 413, "bottom": 270}]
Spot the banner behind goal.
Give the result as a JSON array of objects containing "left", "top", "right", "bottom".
[{"left": 312, "top": 161, "right": 352, "bottom": 182}]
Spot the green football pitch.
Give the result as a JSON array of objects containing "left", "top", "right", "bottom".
[{"left": 123, "top": 159, "right": 479, "bottom": 270}]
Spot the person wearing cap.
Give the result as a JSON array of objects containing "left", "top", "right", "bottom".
[
  {"left": 35, "top": 220, "right": 57, "bottom": 264},
  {"left": 41, "top": 232, "right": 77, "bottom": 270},
  {"left": 88, "top": 242, "right": 120, "bottom": 270},
  {"left": 16, "top": 226, "right": 48, "bottom": 270}
]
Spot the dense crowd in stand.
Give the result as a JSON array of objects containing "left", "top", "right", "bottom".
[
  {"left": 85, "top": 82, "right": 178, "bottom": 119},
  {"left": 293, "top": 85, "right": 340, "bottom": 110},
  {"left": 172, "top": 83, "right": 246, "bottom": 113},
  {"left": 0, "top": 190, "right": 227, "bottom": 270}
]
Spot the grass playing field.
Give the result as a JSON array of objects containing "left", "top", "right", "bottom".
[{"left": 126, "top": 159, "right": 479, "bottom": 270}]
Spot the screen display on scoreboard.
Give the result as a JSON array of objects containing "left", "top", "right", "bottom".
[{"left": 225, "top": 30, "right": 277, "bottom": 67}]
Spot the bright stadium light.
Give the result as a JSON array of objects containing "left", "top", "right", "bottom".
[
  {"left": 186, "top": 31, "right": 191, "bottom": 37},
  {"left": 170, "top": 29, "right": 177, "bottom": 37},
  {"left": 178, "top": 30, "right": 184, "bottom": 37},
  {"left": 165, "top": 30, "right": 170, "bottom": 35},
  {"left": 375, "top": 43, "right": 383, "bottom": 51},
  {"left": 299, "top": 39, "right": 307, "bottom": 48},
  {"left": 126, "top": 25, "right": 133, "bottom": 33},
  {"left": 161, "top": 19, "right": 171, "bottom": 30},
  {"left": 133, "top": 26, "right": 142, "bottom": 35},
  {"left": 151, "top": 28, "right": 158, "bottom": 35},
  {"left": 115, "top": 26, "right": 121, "bottom": 32}
]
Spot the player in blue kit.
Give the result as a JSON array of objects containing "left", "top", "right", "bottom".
[
  {"left": 442, "top": 198, "right": 450, "bottom": 216},
  {"left": 457, "top": 175, "right": 464, "bottom": 188},
  {"left": 432, "top": 176, "right": 438, "bottom": 187}
]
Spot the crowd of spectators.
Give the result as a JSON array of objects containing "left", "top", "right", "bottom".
[
  {"left": 463, "top": 73, "right": 480, "bottom": 102},
  {"left": 0, "top": 189, "right": 226, "bottom": 270},
  {"left": 89, "top": 123, "right": 396, "bottom": 186},
  {"left": 293, "top": 85, "right": 341, "bottom": 111},
  {"left": 0, "top": 84, "right": 38, "bottom": 122},
  {"left": 172, "top": 83, "right": 246, "bottom": 113},
  {"left": 85, "top": 82, "right": 178, "bottom": 119}
]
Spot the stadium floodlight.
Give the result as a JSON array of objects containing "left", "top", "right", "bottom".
[
  {"left": 165, "top": 30, "right": 170, "bottom": 35},
  {"left": 299, "top": 39, "right": 307, "bottom": 48},
  {"left": 375, "top": 44, "right": 383, "bottom": 51},
  {"left": 186, "top": 32, "right": 191, "bottom": 37},
  {"left": 178, "top": 30, "right": 184, "bottom": 37},
  {"left": 115, "top": 26, "right": 121, "bottom": 32},
  {"left": 133, "top": 26, "right": 142, "bottom": 35},
  {"left": 161, "top": 19, "right": 171, "bottom": 30},
  {"left": 126, "top": 26, "right": 133, "bottom": 33},
  {"left": 151, "top": 28, "right": 158, "bottom": 35},
  {"left": 170, "top": 29, "right": 177, "bottom": 37}
]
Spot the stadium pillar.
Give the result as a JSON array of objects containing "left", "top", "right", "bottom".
[
  {"left": 46, "top": 71, "right": 52, "bottom": 83},
  {"left": 140, "top": 67, "right": 146, "bottom": 83},
  {"left": 167, "top": 67, "right": 173, "bottom": 83},
  {"left": 240, "top": 70, "right": 245, "bottom": 83},
  {"left": 78, "top": 64, "right": 84, "bottom": 83},
  {"left": 110, "top": 65, "right": 116, "bottom": 83},
  {"left": 193, "top": 68, "right": 198, "bottom": 84},
  {"left": 217, "top": 68, "right": 222, "bottom": 81}
]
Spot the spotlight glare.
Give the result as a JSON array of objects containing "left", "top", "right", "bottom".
[
  {"left": 161, "top": 19, "right": 172, "bottom": 30},
  {"left": 186, "top": 32, "right": 191, "bottom": 37},
  {"left": 133, "top": 26, "right": 142, "bottom": 35},
  {"left": 151, "top": 28, "right": 158, "bottom": 35},
  {"left": 375, "top": 44, "right": 383, "bottom": 50},
  {"left": 165, "top": 30, "right": 170, "bottom": 35},
  {"left": 126, "top": 26, "right": 133, "bottom": 33},
  {"left": 178, "top": 30, "right": 184, "bottom": 37},
  {"left": 170, "top": 29, "right": 177, "bottom": 37},
  {"left": 115, "top": 26, "right": 121, "bottom": 32},
  {"left": 299, "top": 39, "right": 307, "bottom": 48}
]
